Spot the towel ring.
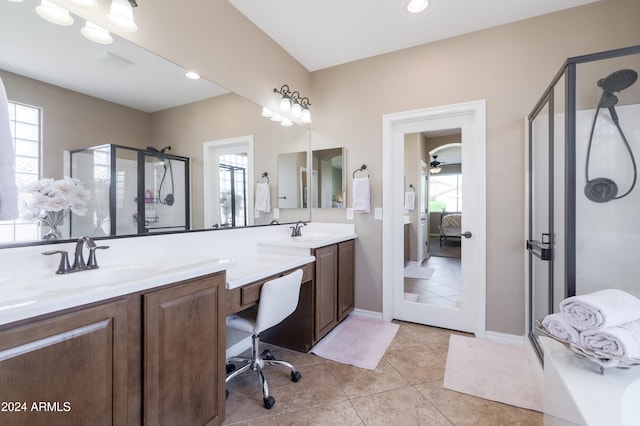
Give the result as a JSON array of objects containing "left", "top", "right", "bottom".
[
  {"left": 408, "top": 184, "right": 415, "bottom": 192},
  {"left": 258, "top": 172, "right": 269, "bottom": 184},
  {"left": 352, "top": 164, "right": 369, "bottom": 178}
]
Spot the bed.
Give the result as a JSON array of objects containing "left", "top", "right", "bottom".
[{"left": 439, "top": 212, "right": 462, "bottom": 246}]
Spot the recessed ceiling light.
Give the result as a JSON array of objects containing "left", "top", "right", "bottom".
[
  {"left": 407, "top": 0, "right": 429, "bottom": 14},
  {"left": 185, "top": 71, "right": 200, "bottom": 80}
]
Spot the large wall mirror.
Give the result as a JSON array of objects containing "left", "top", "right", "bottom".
[{"left": 0, "top": 0, "right": 310, "bottom": 248}]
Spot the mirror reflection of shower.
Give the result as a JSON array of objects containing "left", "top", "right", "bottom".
[
  {"left": 584, "top": 68, "right": 638, "bottom": 203},
  {"left": 146, "top": 146, "right": 175, "bottom": 206}
]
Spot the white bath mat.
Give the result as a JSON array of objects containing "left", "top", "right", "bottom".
[
  {"left": 311, "top": 316, "right": 399, "bottom": 370},
  {"left": 404, "top": 265, "right": 434, "bottom": 279},
  {"left": 443, "top": 335, "right": 543, "bottom": 412}
]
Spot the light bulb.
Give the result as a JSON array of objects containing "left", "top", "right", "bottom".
[
  {"left": 36, "top": 0, "right": 74, "bottom": 26},
  {"left": 271, "top": 113, "right": 283, "bottom": 122},
  {"left": 261, "top": 107, "right": 273, "bottom": 118},
  {"left": 300, "top": 108, "right": 312, "bottom": 124},
  {"left": 185, "top": 71, "right": 200, "bottom": 80},
  {"left": 291, "top": 102, "right": 302, "bottom": 118},
  {"left": 108, "top": 0, "right": 138, "bottom": 32},
  {"left": 279, "top": 97, "right": 291, "bottom": 113},
  {"left": 281, "top": 118, "right": 293, "bottom": 127},
  {"left": 81, "top": 21, "right": 113, "bottom": 44}
]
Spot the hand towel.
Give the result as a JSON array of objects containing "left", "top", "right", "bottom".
[
  {"left": 0, "top": 77, "right": 18, "bottom": 220},
  {"left": 580, "top": 319, "right": 640, "bottom": 359},
  {"left": 404, "top": 191, "right": 415, "bottom": 212},
  {"left": 352, "top": 177, "right": 370, "bottom": 213},
  {"left": 254, "top": 182, "right": 270, "bottom": 213},
  {"left": 542, "top": 313, "right": 580, "bottom": 345},
  {"left": 559, "top": 289, "right": 640, "bottom": 331}
]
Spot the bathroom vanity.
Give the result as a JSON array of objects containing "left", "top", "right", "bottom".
[{"left": 0, "top": 223, "right": 356, "bottom": 425}]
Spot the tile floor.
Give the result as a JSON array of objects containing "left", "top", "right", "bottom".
[
  {"left": 404, "top": 256, "right": 462, "bottom": 308},
  {"left": 223, "top": 321, "right": 543, "bottom": 425}
]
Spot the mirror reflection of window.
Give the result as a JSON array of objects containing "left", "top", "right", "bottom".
[
  {"left": 0, "top": 101, "right": 41, "bottom": 243},
  {"left": 218, "top": 153, "right": 247, "bottom": 227}
]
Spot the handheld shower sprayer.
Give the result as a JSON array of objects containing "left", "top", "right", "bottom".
[
  {"left": 584, "top": 68, "right": 638, "bottom": 203},
  {"left": 145, "top": 146, "right": 175, "bottom": 206}
]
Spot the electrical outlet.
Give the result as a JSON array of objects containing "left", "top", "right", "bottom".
[
  {"left": 374, "top": 208, "right": 382, "bottom": 220},
  {"left": 346, "top": 208, "right": 354, "bottom": 220},
  {"left": 273, "top": 208, "right": 279, "bottom": 219}
]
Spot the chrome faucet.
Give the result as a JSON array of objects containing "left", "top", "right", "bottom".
[
  {"left": 290, "top": 220, "right": 308, "bottom": 237},
  {"left": 43, "top": 236, "right": 109, "bottom": 274}
]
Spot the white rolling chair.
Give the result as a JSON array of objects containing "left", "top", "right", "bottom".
[{"left": 225, "top": 269, "right": 304, "bottom": 409}]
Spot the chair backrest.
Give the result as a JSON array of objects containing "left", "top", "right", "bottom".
[{"left": 255, "top": 269, "right": 304, "bottom": 333}]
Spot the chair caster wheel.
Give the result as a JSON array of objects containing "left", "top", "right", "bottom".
[
  {"left": 225, "top": 389, "right": 229, "bottom": 400},
  {"left": 263, "top": 396, "right": 275, "bottom": 409},
  {"left": 261, "top": 350, "right": 275, "bottom": 361},
  {"left": 291, "top": 371, "right": 302, "bottom": 382},
  {"left": 226, "top": 363, "right": 236, "bottom": 374}
]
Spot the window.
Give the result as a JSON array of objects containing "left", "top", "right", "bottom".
[
  {"left": 218, "top": 153, "right": 247, "bottom": 227},
  {"left": 0, "top": 102, "right": 41, "bottom": 243},
  {"left": 429, "top": 173, "right": 462, "bottom": 212}
]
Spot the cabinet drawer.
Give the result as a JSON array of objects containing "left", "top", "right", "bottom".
[{"left": 241, "top": 281, "right": 264, "bottom": 306}]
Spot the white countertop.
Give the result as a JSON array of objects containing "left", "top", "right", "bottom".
[
  {"left": 0, "top": 256, "right": 234, "bottom": 326},
  {"left": 0, "top": 222, "right": 356, "bottom": 327}
]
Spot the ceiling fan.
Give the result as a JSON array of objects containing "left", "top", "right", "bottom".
[{"left": 430, "top": 155, "right": 445, "bottom": 173}]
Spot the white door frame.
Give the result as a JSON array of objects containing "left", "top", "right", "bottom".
[
  {"left": 203, "top": 136, "right": 254, "bottom": 229},
  {"left": 382, "top": 100, "right": 487, "bottom": 338}
]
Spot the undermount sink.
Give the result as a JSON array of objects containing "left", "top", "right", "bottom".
[
  {"left": 19, "top": 265, "right": 160, "bottom": 291},
  {"left": 620, "top": 379, "right": 640, "bottom": 426}
]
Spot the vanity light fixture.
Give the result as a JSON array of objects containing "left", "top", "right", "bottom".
[
  {"left": 81, "top": 21, "right": 113, "bottom": 44},
  {"left": 407, "top": 0, "right": 429, "bottom": 13},
  {"left": 272, "top": 84, "right": 312, "bottom": 125},
  {"left": 185, "top": 71, "right": 200, "bottom": 80},
  {"left": 108, "top": 0, "right": 138, "bottom": 32},
  {"left": 281, "top": 118, "right": 293, "bottom": 127},
  {"left": 36, "top": 0, "right": 74, "bottom": 26},
  {"left": 261, "top": 107, "right": 274, "bottom": 118}
]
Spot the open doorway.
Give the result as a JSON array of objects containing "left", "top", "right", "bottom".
[
  {"left": 382, "top": 100, "right": 486, "bottom": 336},
  {"left": 404, "top": 134, "right": 462, "bottom": 307}
]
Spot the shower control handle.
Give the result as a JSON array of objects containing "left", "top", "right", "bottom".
[{"left": 461, "top": 231, "right": 472, "bottom": 239}]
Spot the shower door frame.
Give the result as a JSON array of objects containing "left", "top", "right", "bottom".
[{"left": 526, "top": 44, "right": 640, "bottom": 362}]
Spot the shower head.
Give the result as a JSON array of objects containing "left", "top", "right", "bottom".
[
  {"left": 597, "top": 69, "right": 638, "bottom": 93},
  {"left": 599, "top": 92, "right": 619, "bottom": 108},
  {"left": 146, "top": 146, "right": 171, "bottom": 154},
  {"left": 146, "top": 146, "right": 160, "bottom": 153}
]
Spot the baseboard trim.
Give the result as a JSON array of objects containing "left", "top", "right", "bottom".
[
  {"left": 484, "top": 331, "right": 525, "bottom": 346},
  {"left": 351, "top": 309, "right": 383, "bottom": 321}
]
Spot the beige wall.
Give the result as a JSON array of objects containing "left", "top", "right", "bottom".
[
  {"left": 309, "top": 0, "right": 640, "bottom": 334},
  {"left": 1, "top": 70, "right": 150, "bottom": 179}
]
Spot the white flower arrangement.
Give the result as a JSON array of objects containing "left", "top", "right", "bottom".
[{"left": 20, "top": 177, "right": 90, "bottom": 229}]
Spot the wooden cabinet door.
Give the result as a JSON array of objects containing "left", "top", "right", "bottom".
[
  {"left": 0, "top": 299, "right": 128, "bottom": 426},
  {"left": 144, "top": 273, "right": 225, "bottom": 426},
  {"left": 338, "top": 239, "right": 355, "bottom": 321},
  {"left": 314, "top": 244, "right": 338, "bottom": 341}
]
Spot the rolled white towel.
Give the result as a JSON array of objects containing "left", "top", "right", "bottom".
[
  {"left": 580, "top": 319, "right": 640, "bottom": 360},
  {"left": 542, "top": 313, "right": 580, "bottom": 345},
  {"left": 559, "top": 289, "right": 640, "bottom": 331}
]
